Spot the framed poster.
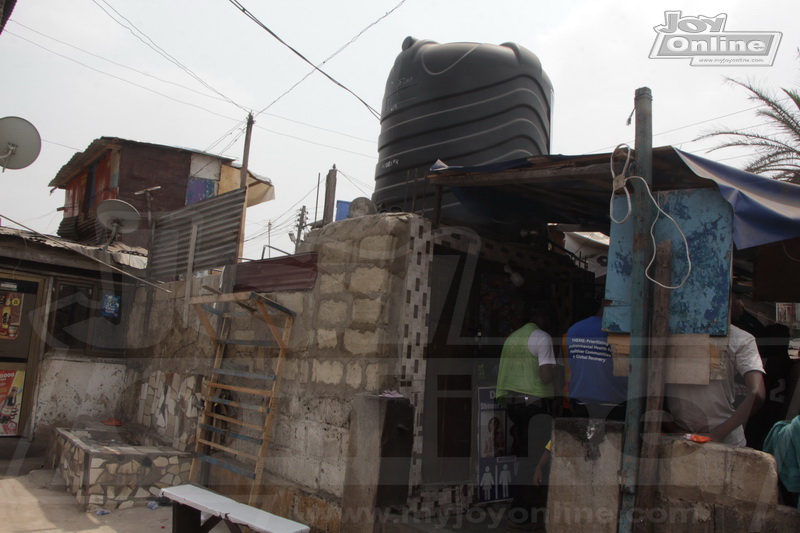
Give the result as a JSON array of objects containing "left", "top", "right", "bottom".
[
  {"left": 0, "top": 369, "right": 24, "bottom": 436},
  {"left": 477, "top": 387, "right": 517, "bottom": 503}
]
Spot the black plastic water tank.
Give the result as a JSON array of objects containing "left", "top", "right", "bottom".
[{"left": 373, "top": 37, "right": 553, "bottom": 227}]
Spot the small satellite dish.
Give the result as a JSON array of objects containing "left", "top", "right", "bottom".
[
  {"left": 96, "top": 199, "right": 141, "bottom": 250},
  {"left": 0, "top": 116, "right": 42, "bottom": 172},
  {"left": 348, "top": 197, "right": 377, "bottom": 218}
]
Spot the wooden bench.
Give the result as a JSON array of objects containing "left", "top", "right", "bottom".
[{"left": 161, "top": 484, "right": 310, "bottom": 533}]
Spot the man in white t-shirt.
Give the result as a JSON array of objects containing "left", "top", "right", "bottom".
[{"left": 665, "top": 290, "right": 766, "bottom": 446}]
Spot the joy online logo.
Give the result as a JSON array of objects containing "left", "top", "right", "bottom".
[{"left": 650, "top": 11, "right": 781, "bottom": 66}]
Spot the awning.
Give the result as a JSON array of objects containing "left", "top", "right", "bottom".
[
  {"left": 427, "top": 146, "right": 800, "bottom": 250},
  {"left": 674, "top": 149, "right": 800, "bottom": 250}
]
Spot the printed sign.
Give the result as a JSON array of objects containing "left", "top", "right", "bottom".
[
  {"left": 477, "top": 387, "right": 517, "bottom": 503},
  {"left": 650, "top": 11, "right": 781, "bottom": 66},
  {"left": 101, "top": 294, "right": 121, "bottom": 318},
  {"left": 0, "top": 370, "right": 24, "bottom": 436},
  {"left": 0, "top": 292, "right": 23, "bottom": 340}
]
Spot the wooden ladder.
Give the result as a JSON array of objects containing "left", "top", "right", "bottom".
[{"left": 188, "top": 291, "right": 295, "bottom": 506}]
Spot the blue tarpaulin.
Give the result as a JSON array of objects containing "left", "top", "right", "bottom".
[
  {"left": 674, "top": 149, "right": 800, "bottom": 250},
  {"left": 428, "top": 146, "right": 800, "bottom": 250}
]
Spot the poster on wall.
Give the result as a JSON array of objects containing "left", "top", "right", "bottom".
[
  {"left": 0, "top": 291, "right": 23, "bottom": 340},
  {"left": 0, "top": 369, "right": 24, "bottom": 436},
  {"left": 477, "top": 387, "right": 518, "bottom": 503}
]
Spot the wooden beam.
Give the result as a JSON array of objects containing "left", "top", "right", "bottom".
[
  {"left": 426, "top": 162, "right": 609, "bottom": 186},
  {"left": 203, "top": 380, "right": 273, "bottom": 397}
]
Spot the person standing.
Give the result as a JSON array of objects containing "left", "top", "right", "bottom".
[
  {"left": 664, "top": 289, "right": 766, "bottom": 446},
  {"left": 496, "top": 307, "right": 556, "bottom": 529},
  {"left": 566, "top": 303, "right": 628, "bottom": 421}
]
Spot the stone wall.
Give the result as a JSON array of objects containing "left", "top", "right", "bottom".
[{"left": 124, "top": 214, "right": 424, "bottom": 531}]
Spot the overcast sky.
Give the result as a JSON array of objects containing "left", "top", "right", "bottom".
[{"left": 1, "top": 0, "right": 798, "bottom": 258}]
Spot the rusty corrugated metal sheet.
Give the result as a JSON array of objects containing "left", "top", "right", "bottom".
[
  {"left": 234, "top": 253, "right": 318, "bottom": 292},
  {"left": 148, "top": 188, "right": 245, "bottom": 281}
]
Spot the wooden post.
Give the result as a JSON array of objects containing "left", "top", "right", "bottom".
[
  {"left": 236, "top": 113, "right": 255, "bottom": 261},
  {"left": 322, "top": 165, "right": 337, "bottom": 226}
]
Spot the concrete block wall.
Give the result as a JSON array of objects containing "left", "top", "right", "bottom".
[
  {"left": 547, "top": 425, "right": 800, "bottom": 533},
  {"left": 657, "top": 437, "right": 779, "bottom": 506},
  {"left": 261, "top": 214, "right": 422, "bottom": 516}
]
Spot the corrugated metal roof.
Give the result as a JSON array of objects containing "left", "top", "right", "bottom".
[
  {"left": 148, "top": 188, "right": 245, "bottom": 281},
  {"left": 0, "top": 226, "right": 148, "bottom": 269},
  {"left": 234, "top": 253, "right": 318, "bottom": 293},
  {"left": 48, "top": 137, "right": 237, "bottom": 189}
]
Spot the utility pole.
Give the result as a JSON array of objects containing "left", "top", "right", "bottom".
[
  {"left": 294, "top": 206, "right": 307, "bottom": 254},
  {"left": 618, "top": 87, "right": 655, "bottom": 533},
  {"left": 236, "top": 113, "right": 255, "bottom": 263},
  {"left": 322, "top": 165, "right": 337, "bottom": 226}
]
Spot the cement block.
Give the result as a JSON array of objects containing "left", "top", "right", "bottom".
[
  {"left": 350, "top": 267, "right": 389, "bottom": 294},
  {"left": 345, "top": 363, "right": 363, "bottom": 389},
  {"left": 317, "top": 329, "right": 339, "bottom": 349},
  {"left": 353, "top": 297, "right": 384, "bottom": 324},
  {"left": 312, "top": 360, "right": 345, "bottom": 385},
  {"left": 319, "top": 272, "right": 346, "bottom": 294},
  {"left": 319, "top": 299, "right": 349, "bottom": 326},
  {"left": 658, "top": 437, "right": 779, "bottom": 506},
  {"left": 365, "top": 364, "right": 382, "bottom": 392},
  {"left": 547, "top": 419, "right": 624, "bottom": 533},
  {"left": 344, "top": 329, "right": 380, "bottom": 356},
  {"left": 357, "top": 235, "right": 398, "bottom": 263}
]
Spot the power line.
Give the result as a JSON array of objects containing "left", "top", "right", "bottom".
[
  {"left": 587, "top": 105, "right": 770, "bottom": 154},
  {"left": 253, "top": 0, "right": 406, "bottom": 119},
  {"left": 13, "top": 18, "right": 378, "bottom": 146},
  {"left": 92, "top": 0, "right": 250, "bottom": 113},
  {"left": 9, "top": 19, "right": 225, "bottom": 104},
  {"left": 6, "top": 29, "right": 377, "bottom": 161},
  {"left": 226, "top": 0, "right": 381, "bottom": 120}
]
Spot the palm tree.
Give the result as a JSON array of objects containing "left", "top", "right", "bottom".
[{"left": 700, "top": 76, "right": 800, "bottom": 184}]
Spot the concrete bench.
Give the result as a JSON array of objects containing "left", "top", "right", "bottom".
[{"left": 160, "top": 484, "right": 310, "bottom": 533}]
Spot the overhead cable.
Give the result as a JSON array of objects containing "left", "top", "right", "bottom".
[{"left": 227, "top": 0, "right": 381, "bottom": 120}]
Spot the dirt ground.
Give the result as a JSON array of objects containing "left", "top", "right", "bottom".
[
  {"left": 0, "top": 468, "right": 174, "bottom": 533},
  {"left": 0, "top": 437, "right": 172, "bottom": 533}
]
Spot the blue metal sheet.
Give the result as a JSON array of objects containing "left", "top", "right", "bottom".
[{"left": 603, "top": 188, "right": 733, "bottom": 335}]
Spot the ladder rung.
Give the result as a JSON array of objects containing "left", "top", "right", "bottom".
[
  {"left": 203, "top": 380, "right": 273, "bottom": 397},
  {"left": 199, "top": 423, "right": 263, "bottom": 445},
  {"left": 212, "top": 368, "right": 277, "bottom": 381},
  {"left": 197, "top": 304, "right": 253, "bottom": 319},
  {"left": 195, "top": 454, "right": 256, "bottom": 480},
  {"left": 218, "top": 338, "right": 279, "bottom": 347},
  {"left": 204, "top": 395, "right": 269, "bottom": 413},
  {"left": 207, "top": 412, "right": 263, "bottom": 431},
  {"left": 197, "top": 438, "right": 260, "bottom": 461}
]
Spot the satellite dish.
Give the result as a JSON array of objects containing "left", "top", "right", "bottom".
[
  {"left": 96, "top": 199, "right": 141, "bottom": 250},
  {"left": 0, "top": 116, "right": 42, "bottom": 172},
  {"left": 348, "top": 197, "right": 377, "bottom": 218}
]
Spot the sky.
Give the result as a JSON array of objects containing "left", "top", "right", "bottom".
[{"left": 1, "top": 0, "right": 798, "bottom": 259}]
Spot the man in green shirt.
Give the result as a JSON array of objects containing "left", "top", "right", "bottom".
[{"left": 496, "top": 308, "right": 556, "bottom": 530}]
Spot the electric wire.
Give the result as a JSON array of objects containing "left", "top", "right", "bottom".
[
  {"left": 12, "top": 18, "right": 377, "bottom": 146},
  {"left": 252, "top": 0, "right": 406, "bottom": 119},
  {"left": 6, "top": 29, "right": 377, "bottom": 161},
  {"left": 0, "top": 212, "right": 171, "bottom": 293},
  {"left": 226, "top": 0, "right": 381, "bottom": 120},
  {"left": 92, "top": 0, "right": 250, "bottom": 113},
  {"left": 608, "top": 145, "right": 693, "bottom": 290}
]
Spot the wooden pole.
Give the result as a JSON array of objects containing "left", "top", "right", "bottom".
[
  {"left": 322, "top": 165, "right": 337, "bottom": 226},
  {"left": 236, "top": 113, "right": 255, "bottom": 262}
]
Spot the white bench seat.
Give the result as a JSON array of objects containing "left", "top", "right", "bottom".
[{"left": 161, "top": 484, "right": 309, "bottom": 533}]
